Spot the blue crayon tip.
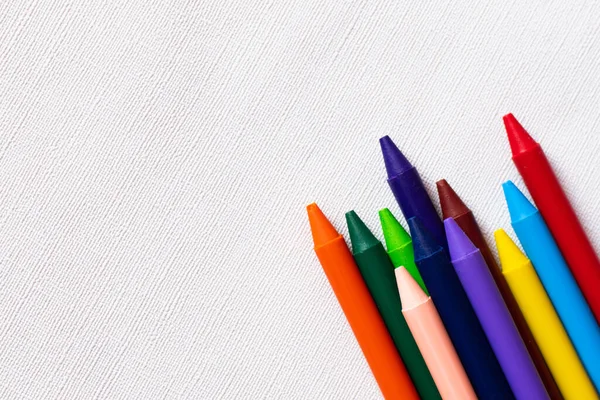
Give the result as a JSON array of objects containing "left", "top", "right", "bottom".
[
  {"left": 444, "top": 218, "right": 477, "bottom": 261},
  {"left": 408, "top": 217, "right": 443, "bottom": 261},
  {"left": 502, "top": 181, "right": 538, "bottom": 223},
  {"left": 379, "top": 135, "right": 413, "bottom": 178}
]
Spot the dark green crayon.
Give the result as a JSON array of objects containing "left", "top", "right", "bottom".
[{"left": 346, "top": 210, "right": 441, "bottom": 400}]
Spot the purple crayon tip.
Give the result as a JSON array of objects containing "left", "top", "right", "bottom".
[
  {"left": 380, "top": 136, "right": 413, "bottom": 178},
  {"left": 444, "top": 218, "right": 478, "bottom": 262}
]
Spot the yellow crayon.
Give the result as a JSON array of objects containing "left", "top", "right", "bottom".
[{"left": 495, "top": 229, "right": 597, "bottom": 400}]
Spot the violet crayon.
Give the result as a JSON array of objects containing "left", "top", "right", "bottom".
[{"left": 445, "top": 218, "right": 548, "bottom": 400}]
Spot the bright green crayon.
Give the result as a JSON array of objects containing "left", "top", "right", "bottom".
[
  {"left": 346, "top": 211, "right": 441, "bottom": 400},
  {"left": 379, "top": 208, "right": 428, "bottom": 295}
]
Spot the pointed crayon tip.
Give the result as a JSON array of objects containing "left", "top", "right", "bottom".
[
  {"left": 408, "top": 217, "right": 443, "bottom": 261},
  {"left": 503, "top": 113, "right": 538, "bottom": 156},
  {"left": 494, "top": 229, "right": 529, "bottom": 272},
  {"left": 436, "top": 179, "right": 470, "bottom": 219},
  {"left": 502, "top": 181, "right": 538, "bottom": 223},
  {"left": 444, "top": 218, "right": 478, "bottom": 261},
  {"left": 307, "top": 203, "right": 340, "bottom": 248},
  {"left": 345, "top": 210, "right": 379, "bottom": 254},
  {"left": 379, "top": 135, "right": 413, "bottom": 178},
  {"left": 395, "top": 266, "right": 429, "bottom": 310},
  {"left": 379, "top": 208, "right": 411, "bottom": 252}
]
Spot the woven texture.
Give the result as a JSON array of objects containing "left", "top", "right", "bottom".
[{"left": 1, "top": 1, "right": 599, "bottom": 398}]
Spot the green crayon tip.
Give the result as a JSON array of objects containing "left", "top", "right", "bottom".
[
  {"left": 378, "top": 208, "right": 429, "bottom": 295},
  {"left": 379, "top": 208, "right": 411, "bottom": 251},
  {"left": 345, "top": 210, "right": 379, "bottom": 254}
]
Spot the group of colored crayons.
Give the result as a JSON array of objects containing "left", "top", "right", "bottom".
[{"left": 307, "top": 114, "right": 600, "bottom": 400}]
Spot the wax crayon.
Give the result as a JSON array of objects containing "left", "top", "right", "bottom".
[
  {"left": 379, "top": 208, "right": 428, "bottom": 294},
  {"left": 503, "top": 114, "right": 600, "bottom": 323},
  {"left": 445, "top": 218, "right": 548, "bottom": 400},
  {"left": 495, "top": 229, "right": 598, "bottom": 400},
  {"left": 345, "top": 211, "right": 441, "bottom": 400},
  {"left": 408, "top": 216, "right": 514, "bottom": 399},
  {"left": 380, "top": 136, "right": 446, "bottom": 249},
  {"left": 503, "top": 181, "right": 600, "bottom": 391},
  {"left": 307, "top": 204, "right": 418, "bottom": 399},
  {"left": 437, "top": 179, "right": 562, "bottom": 399},
  {"left": 395, "top": 266, "right": 476, "bottom": 400}
]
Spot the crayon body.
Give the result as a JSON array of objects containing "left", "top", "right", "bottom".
[
  {"left": 380, "top": 136, "right": 447, "bottom": 250},
  {"left": 503, "top": 182, "right": 600, "bottom": 391},
  {"left": 346, "top": 211, "right": 441, "bottom": 400},
  {"left": 504, "top": 114, "right": 600, "bottom": 323},
  {"left": 395, "top": 267, "right": 476, "bottom": 400},
  {"left": 306, "top": 204, "right": 418, "bottom": 399},
  {"left": 437, "top": 180, "right": 562, "bottom": 399},
  {"left": 445, "top": 219, "right": 548, "bottom": 400},
  {"left": 495, "top": 229, "right": 598, "bottom": 400},
  {"left": 408, "top": 217, "right": 514, "bottom": 399},
  {"left": 379, "top": 208, "right": 428, "bottom": 294}
]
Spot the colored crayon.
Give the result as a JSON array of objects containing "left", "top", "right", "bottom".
[
  {"left": 380, "top": 136, "right": 446, "bottom": 249},
  {"left": 395, "top": 266, "right": 476, "bottom": 400},
  {"left": 437, "top": 179, "right": 562, "bottom": 399},
  {"left": 445, "top": 218, "right": 548, "bottom": 400},
  {"left": 345, "top": 211, "right": 441, "bottom": 400},
  {"left": 408, "top": 216, "right": 514, "bottom": 399},
  {"left": 307, "top": 204, "right": 419, "bottom": 399},
  {"left": 379, "top": 208, "right": 428, "bottom": 294},
  {"left": 495, "top": 229, "right": 598, "bottom": 400},
  {"left": 503, "top": 181, "right": 600, "bottom": 391},
  {"left": 503, "top": 114, "right": 600, "bottom": 323}
]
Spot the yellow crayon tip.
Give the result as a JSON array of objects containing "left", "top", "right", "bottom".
[{"left": 494, "top": 229, "right": 529, "bottom": 273}]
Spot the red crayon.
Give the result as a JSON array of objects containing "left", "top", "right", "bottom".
[{"left": 503, "top": 114, "right": 600, "bottom": 323}]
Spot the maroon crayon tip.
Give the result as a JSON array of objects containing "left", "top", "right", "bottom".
[
  {"left": 436, "top": 179, "right": 470, "bottom": 220},
  {"left": 502, "top": 113, "right": 538, "bottom": 156}
]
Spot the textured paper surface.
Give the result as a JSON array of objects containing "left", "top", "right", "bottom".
[{"left": 1, "top": 1, "right": 600, "bottom": 398}]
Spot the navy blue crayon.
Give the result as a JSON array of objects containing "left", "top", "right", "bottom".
[{"left": 408, "top": 217, "right": 514, "bottom": 400}]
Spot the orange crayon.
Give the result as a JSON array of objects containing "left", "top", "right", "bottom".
[
  {"left": 395, "top": 266, "right": 476, "bottom": 400},
  {"left": 307, "top": 203, "right": 418, "bottom": 400}
]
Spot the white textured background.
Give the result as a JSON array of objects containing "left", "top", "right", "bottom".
[{"left": 1, "top": 0, "right": 599, "bottom": 399}]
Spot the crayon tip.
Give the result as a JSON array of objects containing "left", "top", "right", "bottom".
[
  {"left": 307, "top": 203, "right": 340, "bottom": 248},
  {"left": 408, "top": 217, "right": 443, "bottom": 261},
  {"left": 395, "top": 266, "right": 429, "bottom": 310},
  {"left": 379, "top": 208, "right": 411, "bottom": 252},
  {"left": 502, "top": 181, "right": 538, "bottom": 223},
  {"left": 444, "top": 218, "right": 478, "bottom": 261},
  {"left": 379, "top": 135, "right": 413, "bottom": 178},
  {"left": 503, "top": 113, "right": 538, "bottom": 156},
  {"left": 436, "top": 179, "right": 470, "bottom": 219},
  {"left": 345, "top": 210, "right": 379, "bottom": 254},
  {"left": 494, "top": 229, "right": 529, "bottom": 272}
]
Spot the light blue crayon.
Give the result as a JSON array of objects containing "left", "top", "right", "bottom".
[{"left": 503, "top": 180, "right": 600, "bottom": 391}]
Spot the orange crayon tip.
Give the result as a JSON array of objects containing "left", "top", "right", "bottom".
[{"left": 307, "top": 203, "right": 340, "bottom": 248}]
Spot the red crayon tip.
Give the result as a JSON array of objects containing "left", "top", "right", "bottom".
[
  {"left": 307, "top": 203, "right": 340, "bottom": 248},
  {"left": 436, "top": 179, "right": 469, "bottom": 220},
  {"left": 503, "top": 113, "right": 538, "bottom": 156}
]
